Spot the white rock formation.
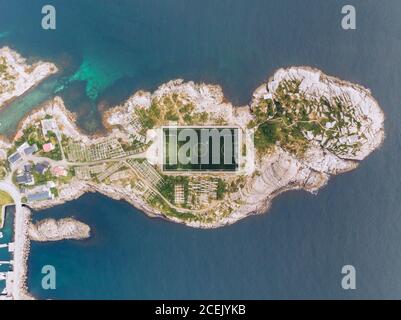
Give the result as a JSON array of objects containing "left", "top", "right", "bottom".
[
  {"left": 28, "top": 218, "right": 90, "bottom": 241},
  {"left": 0, "top": 47, "right": 58, "bottom": 107}
]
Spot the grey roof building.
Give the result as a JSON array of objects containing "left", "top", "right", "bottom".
[
  {"left": 34, "top": 162, "right": 50, "bottom": 175},
  {"left": 8, "top": 152, "right": 22, "bottom": 165},
  {"left": 27, "top": 190, "right": 53, "bottom": 203},
  {"left": 23, "top": 144, "right": 38, "bottom": 156},
  {"left": 16, "top": 173, "right": 34, "bottom": 185}
]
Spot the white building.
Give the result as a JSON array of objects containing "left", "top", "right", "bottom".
[{"left": 41, "top": 118, "right": 60, "bottom": 138}]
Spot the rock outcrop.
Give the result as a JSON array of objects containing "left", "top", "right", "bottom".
[{"left": 28, "top": 218, "right": 90, "bottom": 241}]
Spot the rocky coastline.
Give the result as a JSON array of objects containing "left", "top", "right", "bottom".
[
  {"left": 0, "top": 46, "right": 58, "bottom": 108},
  {"left": 4, "top": 67, "right": 384, "bottom": 229}
]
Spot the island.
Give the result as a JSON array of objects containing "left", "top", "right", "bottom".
[
  {"left": 0, "top": 48, "right": 385, "bottom": 300},
  {"left": 28, "top": 218, "right": 90, "bottom": 242}
]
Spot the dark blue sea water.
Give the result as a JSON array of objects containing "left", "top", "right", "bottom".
[
  {"left": 0, "top": 206, "right": 14, "bottom": 298},
  {"left": 1, "top": 0, "right": 401, "bottom": 299},
  {"left": 0, "top": 207, "right": 14, "bottom": 273}
]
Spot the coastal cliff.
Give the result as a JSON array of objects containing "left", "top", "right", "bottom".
[{"left": 28, "top": 218, "right": 90, "bottom": 242}]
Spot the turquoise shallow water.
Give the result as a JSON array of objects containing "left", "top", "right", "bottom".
[{"left": 0, "top": 0, "right": 401, "bottom": 299}]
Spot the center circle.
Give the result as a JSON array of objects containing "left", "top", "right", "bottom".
[{"left": 194, "top": 142, "right": 208, "bottom": 157}]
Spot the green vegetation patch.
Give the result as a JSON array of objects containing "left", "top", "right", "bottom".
[
  {"left": 136, "top": 93, "right": 208, "bottom": 131},
  {"left": 216, "top": 178, "right": 227, "bottom": 200},
  {"left": 253, "top": 80, "right": 362, "bottom": 157},
  {"left": 0, "top": 161, "right": 8, "bottom": 180},
  {"left": 147, "top": 194, "right": 197, "bottom": 221},
  {"left": 159, "top": 175, "right": 190, "bottom": 205}
]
